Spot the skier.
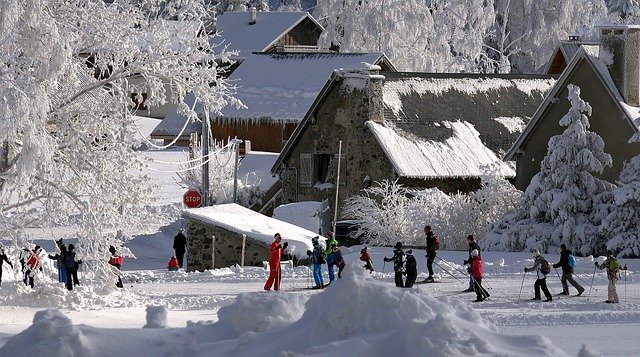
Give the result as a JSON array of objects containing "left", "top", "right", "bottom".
[
  {"left": 0, "top": 244, "right": 13, "bottom": 287},
  {"left": 595, "top": 250, "right": 626, "bottom": 303},
  {"left": 360, "top": 247, "right": 374, "bottom": 273},
  {"left": 384, "top": 242, "right": 405, "bottom": 287},
  {"left": 308, "top": 236, "right": 325, "bottom": 289},
  {"left": 23, "top": 245, "right": 43, "bottom": 288},
  {"left": 63, "top": 244, "right": 82, "bottom": 291},
  {"left": 264, "top": 233, "right": 288, "bottom": 291},
  {"left": 424, "top": 225, "right": 439, "bottom": 283},
  {"left": 524, "top": 249, "right": 553, "bottom": 302},
  {"left": 108, "top": 245, "right": 124, "bottom": 288},
  {"left": 552, "top": 243, "right": 584, "bottom": 296},
  {"left": 48, "top": 241, "right": 68, "bottom": 284},
  {"left": 332, "top": 245, "right": 346, "bottom": 279},
  {"left": 469, "top": 249, "right": 487, "bottom": 302},
  {"left": 325, "top": 232, "right": 338, "bottom": 283},
  {"left": 404, "top": 249, "right": 417, "bottom": 288},
  {"left": 463, "top": 234, "right": 481, "bottom": 292},
  {"left": 167, "top": 256, "right": 179, "bottom": 271},
  {"left": 173, "top": 229, "right": 187, "bottom": 269}
]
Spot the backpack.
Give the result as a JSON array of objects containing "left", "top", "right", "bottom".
[
  {"left": 568, "top": 254, "right": 577, "bottom": 268},
  {"left": 608, "top": 257, "right": 621, "bottom": 273},
  {"left": 540, "top": 258, "right": 551, "bottom": 274},
  {"left": 434, "top": 235, "right": 441, "bottom": 250},
  {"left": 64, "top": 252, "right": 76, "bottom": 268}
]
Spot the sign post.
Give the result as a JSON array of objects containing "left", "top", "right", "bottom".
[{"left": 183, "top": 190, "right": 202, "bottom": 208}]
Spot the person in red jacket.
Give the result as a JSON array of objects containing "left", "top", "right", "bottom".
[
  {"left": 264, "top": 233, "right": 288, "bottom": 291},
  {"left": 167, "top": 256, "right": 179, "bottom": 271},
  {"left": 359, "top": 247, "right": 374, "bottom": 273},
  {"left": 469, "top": 249, "right": 489, "bottom": 302}
]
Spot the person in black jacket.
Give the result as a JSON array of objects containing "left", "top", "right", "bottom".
[
  {"left": 552, "top": 243, "right": 584, "bottom": 296},
  {"left": 404, "top": 249, "right": 417, "bottom": 288},
  {"left": 424, "top": 225, "right": 438, "bottom": 283},
  {"left": 64, "top": 244, "right": 82, "bottom": 291},
  {"left": 0, "top": 244, "right": 13, "bottom": 287},
  {"left": 173, "top": 229, "right": 187, "bottom": 269},
  {"left": 384, "top": 242, "right": 405, "bottom": 287},
  {"left": 463, "top": 234, "right": 481, "bottom": 292}
]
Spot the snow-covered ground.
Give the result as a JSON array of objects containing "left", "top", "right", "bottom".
[{"left": 0, "top": 245, "right": 637, "bottom": 356}]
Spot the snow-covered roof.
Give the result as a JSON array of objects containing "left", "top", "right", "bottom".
[
  {"left": 505, "top": 47, "right": 640, "bottom": 161},
  {"left": 181, "top": 203, "right": 323, "bottom": 258},
  {"left": 152, "top": 52, "right": 394, "bottom": 138},
  {"left": 210, "top": 11, "right": 322, "bottom": 58},
  {"left": 377, "top": 72, "right": 555, "bottom": 178}
]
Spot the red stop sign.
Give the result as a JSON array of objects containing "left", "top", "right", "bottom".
[{"left": 183, "top": 190, "right": 202, "bottom": 208}]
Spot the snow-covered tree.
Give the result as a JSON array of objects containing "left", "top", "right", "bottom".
[
  {"left": 0, "top": 0, "right": 238, "bottom": 284},
  {"left": 607, "top": 0, "right": 640, "bottom": 20},
  {"left": 484, "top": 84, "right": 615, "bottom": 255},
  {"left": 599, "top": 156, "right": 640, "bottom": 257}
]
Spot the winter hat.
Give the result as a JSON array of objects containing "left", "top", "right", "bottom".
[
  {"left": 394, "top": 242, "right": 402, "bottom": 249},
  {"left": 560, "top": 243, "right": 567, "bottom": 250},
  {"left": 407, "top": 249, "right": 413, "bottom": 255},
  {"left": 68, "top": 244, "right": 75, "bottom": 251},
  {"left": 471, "top": 249, "right": 479, "bottom": 257},
  {"left": 607, "top": 250, "right": 614, "bottom": 256},
  {"left": 531, "top": 249, "right": 540, "bottom": 257},
  {"left": 34, "top": 245, "right": 41, "bottom": 252},
  {"left": 312, "top": 236, "right": 319, "bottom": 245},
  {"left": 466, "top": 235, "right": 475, "bottom": 241}
]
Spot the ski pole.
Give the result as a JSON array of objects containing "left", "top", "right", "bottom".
[
  {"left": 518, "top": 270, "right": 527, "bottom": 300},
  {"left": 470, "top": 275, "right": 490, "bottom": 299},
  {"left": 624, "top": 264, "right": 627, "bottom": 303},
  {"left": 587, "top": 263, "right": 597, "bottom": 300},
  {"left": 433, "top": 260, "right": 464, "bottom": 284},
  {"left": 382, "top": 260, "right": 386, "bottom": 274},
  {"left": 554, "top": 267, "right": 563, "bottom": 294},
  {"left": 574, "top": 273, "right": 597, "bottom": 291},
  {"left": 437, "top": 256, "right": 469, "bottom": 276}
]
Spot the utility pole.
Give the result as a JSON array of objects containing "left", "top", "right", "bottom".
[
  {"left": 232, "top": 137, "right": 243, "bottom": 203},
  {"left": 201, "top": 111, "right": 210, "bottom": 207},
  {"left": 332, "top": 141, "right": 343, "bottom": 235}
]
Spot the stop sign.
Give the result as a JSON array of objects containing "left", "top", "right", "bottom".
[{"left": 183, "top": 190, "right": 202, "bottom": 208}]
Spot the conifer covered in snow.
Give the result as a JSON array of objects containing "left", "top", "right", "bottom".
[
  {"left": 484, "top": 84, "right": 615, "bottom": 255},
  {"left": 0, "top": 0, "right": 237, "bottom": 284}
]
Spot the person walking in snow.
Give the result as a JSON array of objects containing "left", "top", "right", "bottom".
[
  {"left": 325, "top": 232, "right": 338, "bottom": 283},
  {"left": 469, "top": 249, "right": 487, "bottom": 302},
  {"left": 48, "top": 240, "right": 67, "bottom": 284},
  {"left": 595, "top": 250, "right": 626, "bottom": 303},
  {"left": 63, "top": 244, "right": 82, "bottom": 291},
  {"left": 524, "top": 249, "right": 553, "bottom": 302},
  {"left": 424, "top": 225, "right": 439, "bottom": 283},
  {"left": 384, "top": 242, "right": 405, "bottom": 287},
  {"left": 308, "top": 236, "right": 326, "bottom": 289},
  {"left": 360, "top": 247, "right": 374, "bottom": 273},
  {"left": 404, "top": 249, "right": 417, "bottom": 288},
  {"left": 332, "top": 245, "right": 346, "bottom": 279},
  {"left": 264, "top": 233, "right": 288, "bottom": 291},
  {"left": 23, "top": 245, "right": 43, "bottom": 288},
  {"left": 0, "top": 244, "right": 13, "bottom": 287},
  {"left": 553, "top": 243, "right": 584, "bottom": 296},
  {"left": 173, "top": 229, "right": 187, "bottom": 269},
  {"left": 108, "top": 245, "right": 124, "bottom": 288},
  {"left": 463, "top": 234, "right": 481, "bottom": 292}
]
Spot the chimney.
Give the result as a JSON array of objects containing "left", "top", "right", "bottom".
[
  {"left": 249, "top": 7, "right": 257, "bottom": 25},
  {"left": 599, "top": 25, "right": 640, "bottom": 106},
  {"left": 367, "top": 66, "right": 385, "bottom": 124},
  {"left": 568, "top": 35, "right": 580, "bottom": 42}
]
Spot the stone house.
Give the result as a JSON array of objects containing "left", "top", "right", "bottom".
[
  {"left": 506, "top": 25, "right": 640, "bottom": 191},
  {"left": 271, "top": 67, "right": 556, "bottom": 219},
  {"left": 181, "top": 203, "right": 319, "bottom": 271}
]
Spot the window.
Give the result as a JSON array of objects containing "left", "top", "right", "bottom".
[
  {"left": 299, "top": 154, "right": 312, "bottom": 187},
  {"left": 299, "top": 152, "right": 347, "bottom": 187},
  {"left": 315, "top": 153, "right": 332, "bottom": 183}
]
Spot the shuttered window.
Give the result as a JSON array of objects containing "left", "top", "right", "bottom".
[{"left": 299, "top": 154, "right": 312, "bottom": 187}]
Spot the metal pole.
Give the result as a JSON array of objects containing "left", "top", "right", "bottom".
[
  {"left": 201, "top": 111, "right": 210, "bottom": 207},
  {"left": 211, "top": 234, "right": 216, "bottom": 270},
  {"left": 518, "top": 271, "right": 527, "bottom": 300},
  {"left": 241, "top": 234, "right": 246, "bottom": 266},
  {"left": 232, "top": 137, "right": 242, "bottom": 203},
  {"left": 332, "top": 141, "right": 343, "bottom": 235},
  {"left": 433, "top": 260, "right": 464, "bottom": 284}
]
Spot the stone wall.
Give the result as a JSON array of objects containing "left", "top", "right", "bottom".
[{"left": 186, "top": 220, "right": 270, "bottom": 272}]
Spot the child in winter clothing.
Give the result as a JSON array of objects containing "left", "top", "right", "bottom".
[
  {"left": 108, "top": 245, "right": 124, "bottom": 288},
  {"left": 167, "top": 256, "right": 179, "bottom": 271},
  {"left": 360, "top": 247, "right": 374, "bottom": 273},
  {"left": 463, "top": 235, "right": 481, "bottom": 292},
  {"left": 404, "top": 249, "right": 417, "bottom": 288},
  {"left": 595, "top": 250, "right": 626, "bottom": 303},
  {"left": 23, "top": 246, "right": 43, "bottom": 288},
  {"left": 0, "top": 245, "right": 13, "bottom": 287},
  {"left": 332, "top": 246, "right": 346, "bottom": 279},
  {"left": 384, "top": 242, "right": 405, "bottom": 287},
  {"left": 524, "top": 249, "right": 553, "bottom": 302},
  {"left": 308, "top": 237, "right": 325, "bottom": 289},
  {"left": 553, "top": 243, "right": 584, "bottom": 296},
  {"left": 469, "top": 249, "right": 488, "bottom": 302}
]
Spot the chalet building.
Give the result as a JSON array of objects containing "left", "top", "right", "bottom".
[
  {"left": 151, "top": 52, "right": 395, "bottom": 150},
  {"left": 541, "top": 36, "right": 599, "bottom": 75},
  {"left": 271, "top": 67, "right": 555, "bottom": 219},
  {"left": 506, "top": 25, "right": 640, "bottom": 191}
]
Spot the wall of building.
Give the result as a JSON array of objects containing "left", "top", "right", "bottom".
[
  {"left": 516, "top": 59, "right": 640, "bottom": 190},
  {"left": 186, "top": 220, "right": 270, "bottom": 271}
]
